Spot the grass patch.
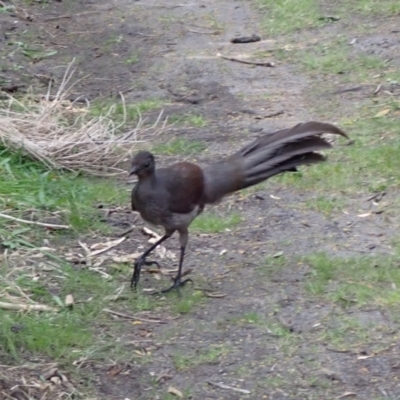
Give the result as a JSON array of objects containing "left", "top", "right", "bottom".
[
  {"left": 0, "top": 310, "right": 93, "bottom": 362},
  {"left": 152, "top": 138, "right": 206, "bottom": 156},
  {"left": 304, "top": 195, "right": 346, "bottom": 215},
  {"left": 257, "top": 0, "right": 324, "bottom": 34},
  {"left": 171, "top": 290, "right": 205, "bottom": 314},
  {"left": 0, "top": 266, "right": 111, "bottom": 363},
  {"left": 229, "top": 311, "right": 264, "bottom": 325},
  {"left": 0, "top": 149, "right": 122, "bottom": 232},
  {"left": 191, "top": 211, "right": 241, "bottom": 233},
  {"left": 90, "top": 98, "right": 163, "bottom": 124},
  {"left": 304, "top": 252, "right": 400, "bottom": 307},
  {"left": 169, "top": 114, "right": 207, "bottom": 127},
  {"left": 0, "top": 260, "right": 161, "bottom": 364},
  {"left": 172, "top": 345, "right": 229, "bottom": 371},
  {"left": 258, "top": 254, "right": 287, "bottom": 277},
  {"left": 292, "top": 37, "right": 388, "bottom": 82},
  {"left": 125, "top": 53, "right": 140, "bottom": 65},
  {"left": 338, "top": 0, "right": 400, "bottom": 16}
]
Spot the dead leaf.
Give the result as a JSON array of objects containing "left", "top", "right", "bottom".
[
  {"left": 108, "top": 365, "right": 122, "bottom": 376},
  {"left": 88, "top": 237, "right": 126, "bottom": 256},
  {"left": 65, "top": 294, "right": 74, "bottom": 308},
  {"left": 143, "top": 227, "right": 161, "bottom": 240},
  {"left": 168, "top": 386, "right": 183, "bottom": 398},
  {"left": 357, "top": 213, "right": 371, "bottom": 218},
  {"left": 112, "top": 253, "right": 142, "bottom": 263},
  {"left": 374, "top": 109, "right": 390, "bottom": 118},
  {"left": 156, "top": 246, "right": 167, "bottom": 258},
  {"left": 50, "top": 376, "right": 62, "bottom": 385},
  {"left": 357, "top": 355, "right": 374, "bottom": 360}
]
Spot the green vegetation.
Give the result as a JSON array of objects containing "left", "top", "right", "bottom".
[
  {"left": 0, "top": 150, "right": 121, "bottom": 232},
  {"left": 152, "top": 138, "right": 206, "bottom": 156},
  {"left": 168, "top": 114, "right": 207, "bottom": 127},
  {"left": 257, "top": 0, "right": 400, "bottom": 35},
  {"left": 304, "top": 252, "right": 400, "bottom": 307},
  {"left": 90, "top": 99, "right": 163, "bottom": 124},
  {"left": 257, "top": 0, "right": 323, "bottom": 34},
  {"left": 172, "top": 344, "right": 229, "bottom": 370},
  {"left": 191, "top": 211, "right": 241, "bottom": 233}
]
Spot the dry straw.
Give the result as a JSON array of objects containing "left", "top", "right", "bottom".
[{"left": 0, "top": 59, "right": 165, "bottom": 176}]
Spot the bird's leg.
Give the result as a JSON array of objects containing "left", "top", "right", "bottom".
[
  {"left": 131, "top": 234, "right": 170, "bottom": 289},
  {"left": 160, "top": 230, "right": 193, "bottom": 295}
]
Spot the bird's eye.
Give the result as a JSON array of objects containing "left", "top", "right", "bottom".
[{"left": 144, "top": 162, "right": 150, "bottom": 168}]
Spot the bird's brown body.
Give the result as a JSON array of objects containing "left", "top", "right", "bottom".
[{"left": 129, "top": 121, "right": 348, "bottom": 293}]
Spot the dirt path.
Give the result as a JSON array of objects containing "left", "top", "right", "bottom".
[{"left": 2, "top": 0, "right": 400, "bottom": 399}]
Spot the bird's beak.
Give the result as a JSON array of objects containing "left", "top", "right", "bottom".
[{"left": 129, "top": 166, "right": 138, "bottom": 176}]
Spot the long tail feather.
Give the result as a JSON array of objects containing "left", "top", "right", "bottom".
[{"left": 202, "top": 121, "right": 347, "bottom": 204}]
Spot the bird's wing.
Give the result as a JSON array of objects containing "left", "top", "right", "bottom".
[{"left": 158, "top": 162, "right": 205, "bottom": 214}]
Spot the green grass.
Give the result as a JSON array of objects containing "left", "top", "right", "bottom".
[
  {"left": 229, "top": 311, "right": 264, "bottom": 325},
  {"left": 257, "top": 0, "right": 400, "bottom": 36},
  {"left": 304, "top": 195, "right": 346, "bottom": 215},
  {"left": 304, "top": 252, "right": 400, "bottom": 307},
  {"left": 0, "top": 149, "right": 122, "bottom": 232},
  {"left": 168, "top": 114, "right": 207, "bottom": 127},
  {"left": 0, "top": 311, "right": 93, "bottom": 362},
  {"left": 0, "top": 258, "right": 161, "bottom": 364},
  {"left": 152, "top": 138, "right": 206, "bottom": 156},
  {"left": 191, "top": 211, "right": 241, "bottom": 233},
  {"left": 125, "top": 53, "right": 140, "bottom": 65},
  {"left": 90, "top": 98, "right": 163, "bottom": 124},
  {"left": 257, "top": 0, "right": 324, "bottom": 34},
  {"left": 296, "top": 39, "right": 388, "bottom": 82},
  {"left": 172, "top": 290, "right": 205, "bottom": 314},
  {"left": 338, "top": 0, "right": 400, "bottom": 15},
  {"left": 172, "top": 345, "right": 229, "bottom": 371}
]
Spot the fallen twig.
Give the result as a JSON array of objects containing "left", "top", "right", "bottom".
[
  {"left": 45, "top": 10, "right": 109, "bottom": 22},
  {"left": 102, "top": 308, "right": 166, "bottom": 323},
  {"left": 336, "top": 392, "right": 357, "bottom": 399},
  {"left": 205, "top": 292, "right": 227, "bottom": 298},
  {"left": 184, "top": 26, "right": 219, "bottom": 35},
  {"left": 207, "top": 381, "right": 251, "bottom": 395},
  {"left": 218, "top": 53, "right": 274, "bottom": 67},
  {"left": 117, "top": 225, "right": 136, "bottom": 237},
  {"left": 263, "top": 110, "right": 284, "bottom": 118},
  {"left": 137, "top": 31, "right": 165, "bottom": 37},
  {"left": 0, "top": 301, "right": 56, "bottom": 312},
  {"left": 0, "top": 212, "right": 70, "bottom": 229}
]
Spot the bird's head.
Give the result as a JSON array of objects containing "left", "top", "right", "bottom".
[{"left": 129, "top": 151, "right": 155, "bottom": 178}]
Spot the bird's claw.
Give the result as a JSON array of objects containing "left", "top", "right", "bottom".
[
  {"left": 131, "top": 257, "right": 161, "bottom": 289},
  {"left": 153, "top": 277, "right": 194, "bottom": 296}
]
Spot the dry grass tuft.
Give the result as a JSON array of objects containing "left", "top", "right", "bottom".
[
  {"left": 0, "top": 363, "right": 78, "bottom": 400},
  {"left": 0, "top": 60, "right": 165, "bottom": 176}
]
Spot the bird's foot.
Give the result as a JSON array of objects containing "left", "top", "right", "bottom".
[
  {"left": 131, "top": 257, "right": 161, "bottom": 289},
  {"left": 153, "top": 276, "right": 194, "bottom": 296}
]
